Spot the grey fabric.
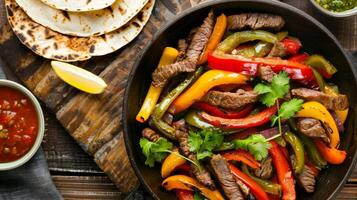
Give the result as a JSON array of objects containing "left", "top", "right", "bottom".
[
  {"left": 0, "top": 149, "right": 63, "bottom": 200},
  {"left": 0, "top": 62, "right": 63, "bottom": 200}
]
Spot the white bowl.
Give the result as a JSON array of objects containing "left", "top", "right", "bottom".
[
  {"left": 310, "top": 0, "right": 357, "bottom": 17},
  {"left": 0, "top": 80, "right": 45, "bottom": 171}
]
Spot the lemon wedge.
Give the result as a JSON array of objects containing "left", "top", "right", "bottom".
[{"left": 51, "top": 61, "right": 107, "bottom": 94}]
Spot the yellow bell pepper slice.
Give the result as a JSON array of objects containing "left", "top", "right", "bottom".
[
  {"left": 296, "top": 101, "right": 339, "bottom": 148},
  {"left": 161, "top": 150, "right": 187, "bottom": 178},
  {"left": 162, "top": 175, "right": 224, "bottom": 200},
  {"left": 136, "top": 47, "right": 179, "bottom": 123},
  {"left": 324, "top": 85, "right": 348, "bottom": 124},
  {"left": 170, "top": 70, "right": 249, "bottom": 114}
]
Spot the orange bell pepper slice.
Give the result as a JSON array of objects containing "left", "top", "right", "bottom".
[
  {"left": 169, "top": 70, "right": 248, "bottom": 114},
  {"left": 198, "top": 14, "right": 227, "bottom": 65},
  {"left": 161, "top": 150, "right": 187, "bottom": 178},
  {"left": 295, "top": 101, "right": 340, "bottom": 148},
  {"left": 136, "top": 47, "right": 179, "bottom": 123},
  {"left": 314, "top": 138, "right": 346, "bottom": 165},
  {"left": 162, "top": 175, "right": 224, "bottom": 200}
]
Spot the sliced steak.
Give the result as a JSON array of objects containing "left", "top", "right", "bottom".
[
  {"left": 254, "top": 156, "right": 273, "bottom": 179},
  {"left": 297, "top": 118, "right": 330, "bottom": 143},
  {"left": 227, "top": 13, "right": 285, "bottom": 31},
  {"left": 186, "top": 10, "right": 215, "bottom": 61},
  {"left": 258, "top": 66, "right": 276, "bottom": 82},
  {"left": 203, "top": 89, "right": 258, "bottom": 110},
  {"left": 268, "top": 42, "right": 288, "bottom": 57},
  {"left": 152, "top": 59, "right": 196, "bottom": 87},
  {"left": 175, "top": 130, "right": 216, "bottom": 189},
  {"left": 210, "top": 154, "right": 244, "bottom": 200},
  {"left": 142, "top": 128, "right": 161, "bottom": 142},
  {"left": 151, "top": 11, "right": 214, "bottom": 87},
  {"left": 291, "top": 88, "right": 349, "bottom": 110},
  {"left": 297, "top": 165, "right": 316, "bottom": 193},
  {"left": 177, "top": 39, "right": 188, "bottom": 61}
]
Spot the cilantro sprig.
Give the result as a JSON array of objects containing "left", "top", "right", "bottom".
[
  {"left": 254, "top": 71, "right": 303, "bottom": 138},
  {"left": 188, "top": 128, "right": 224, "bottom": 161},
  {"left": 271, "top": 98, "right": 304, "bottom": 126},
  {"left": 140, "top": 137, "right": 201, "bottom": 169},
  {"left": 254, "top": 71, "right": 290, "bottom": 107},
  {"left": 140, "top": 137, "right": 173, "bottom": 167},
  {"left": 232, "top": 134, "right": 271, "bottom": 161}
]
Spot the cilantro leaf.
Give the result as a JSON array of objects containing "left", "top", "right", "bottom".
[
  {"left": 232, "top": 134, "right": 271, "bottom": 161},
  {"left": 271, "top": 98, "right": 304, "bottom": 126},
  {"left": 254, "top": 72, "right": 290, "bottom": 107},
  {"left": 139, "top": 137, "right": 173, "bottom": 167},
  {"left": 188, "top": 128, "right": 224, "bottom": 161}
]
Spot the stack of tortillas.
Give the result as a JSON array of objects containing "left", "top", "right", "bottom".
[{"left": 5, "top": 0, "right": 154, "bottom": 62}]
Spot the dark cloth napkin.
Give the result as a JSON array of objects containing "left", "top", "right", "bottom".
[{"left": 0, "top": 63, "right": 63, "bottom": 200}]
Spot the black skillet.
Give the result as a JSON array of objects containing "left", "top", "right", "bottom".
[{"left": 124, "top": 0, "right": 357, "bottom": 199}]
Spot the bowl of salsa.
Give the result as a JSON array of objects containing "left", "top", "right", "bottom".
[
  {"left": 310, "top": 0, "right": 357, "bottom": 17},
  {"left": 0, "top": 80, "right": 44, "bottom": 170}
]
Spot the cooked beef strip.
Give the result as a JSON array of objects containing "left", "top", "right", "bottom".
[
  {"left": 258, "top": 66, "right": 276, "bottom": 82},
  {"left": 210, "top": 154, "right": 244, "bottom": 200},
  {"left": 291, "top": 88, "right": 349, "bottom": 110},
  {"left": 290, "top": 155, "right": 316, "bottom": 193},
  {"left": 152, "top": 59, "right": 196, "bottom": 88},
  {"left": 186, "top": 10, "right": 215, "bottom": 61},
  {"left": 172, "top": 119, "right": 188, "bottom": 132},
  {"left": 177, "top": 39, "right": 188, "bottom": 61},
  {"left": 162, "top": 113, "right": 173, "bottom": 125},
  {"left": 268, "top": 42, "right": 288, "bottom": 57},
  {"left": 151, "top": 11, "right": 214, "bottom": 87},
  {"left": 142, "top": 128, "right": 161, "bottom": 142},
  {"left": 254, "top": 156, "right": 273, "bottom": 179},
  {"left": 297, "top": 165, "right": 316, "bottom": 193},
  {"left": 203, "top": 89, "right": 258, "bottom": 110},
  {"left": 227, "top": 13, "right": 285, "bottom": 31},
  {"left": 236, "top": 179, "right": 250, "bottom": 197},
  {"left": 297, "top": 118, "right": 330, "bottom": 143},
  {"left": 175, "top": 130, "right": 216, "bottom": 189}
]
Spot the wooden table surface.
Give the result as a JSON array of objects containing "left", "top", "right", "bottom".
[{"left": 1, "top": 0, "right": 357, "bottom": 199}]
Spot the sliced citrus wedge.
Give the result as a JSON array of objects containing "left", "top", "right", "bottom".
[{"left": 51, "top": 61, "right": 107, "bottom": 94}]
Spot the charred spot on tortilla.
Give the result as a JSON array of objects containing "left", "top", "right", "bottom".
[
  {"left": 6, "top": 5, "right": 13, "bottom": 16},
  {"left": 106, "top": 6, "right": 114, "bottom": 18},
  {"left": 16, "top": 32, "right": 26, "bottom": 42},
  {"left": 31, "top": 45, "right": 38, "bottom": 52},
  {"left": 138, "top": 12, "right": 144, "bottom": 22},
  {"left": 132, "top": 22, "right": 140, "bottom": 28},
  {"left": 53, "top": 42, "right": 58, "bottom": 50},
  {"left": 86, "top": 0, "right": 92, "bottom": 5},
  {"left": 27, "top": 30, "right": 35, "bottom": 40},
  {"left": 60, "top": 10, "right": 71, "bottom": 21},
  {"left": 89, "top": 45, "right": 95, "bottom": 53},
  {"left": 118, "top": 6, "right": 127, "bottom": 15},
  {"left": 20, "top": 25, "right": 25, "bottom": 30}
]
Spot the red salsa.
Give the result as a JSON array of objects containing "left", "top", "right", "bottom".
[{"left": 0, "top": 87, "right": 38, "bottom": 162}]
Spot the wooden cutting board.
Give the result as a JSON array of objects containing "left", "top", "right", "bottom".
[
  {"left": 0, "top": 0, "right": 355, "bottom": 196},
  {"left": 0, "top": 0, "right": 204, "bottom": 194}
]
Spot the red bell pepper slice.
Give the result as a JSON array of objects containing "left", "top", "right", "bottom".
[
  {"left": 192, "top": 102, "right": 254, "bottom": 119},
  {"left": 288, "top": 53, "right": 309, "bottom": 63},
  {"left": 269, "top": 141, "right": 296, "bottom": 200},
  {"left": 281, "top": 37, "right": 302, "bottom": 55},
  {"left": 228, "top": 163, "right": 269, "bottom": 200},
  {"left": 223, "top": 149, "right": 261, "bottom": 169},
  {"left": 175, "top": 189, "right": 194, "bottom": 200},
  {"left": 207, "top": 52, "right": 317, "bottom": 88},
  {"left": 174, "top": 163, "right": 191, "bottom": 174},
  {"left": 198, "top": 105, "right": 277, "bottom": 129}
]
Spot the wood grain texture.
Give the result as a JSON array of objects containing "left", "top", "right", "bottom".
[{"left": 0, "top": 0, "right": 357, "bottom": 198}]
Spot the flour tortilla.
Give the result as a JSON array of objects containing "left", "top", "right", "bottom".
[
  {"left": 15, "top": 0, "right": 149, "bottom": 37},
  {"left": 39, "top": 0, "right": 116, "bottom": 12},
  {"left": 6, "top": 0, "right": 154, "bottom": 62}
]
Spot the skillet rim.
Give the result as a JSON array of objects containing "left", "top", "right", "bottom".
[{"left": 123, "top": 0, "right": 357, "bottom": 199}]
